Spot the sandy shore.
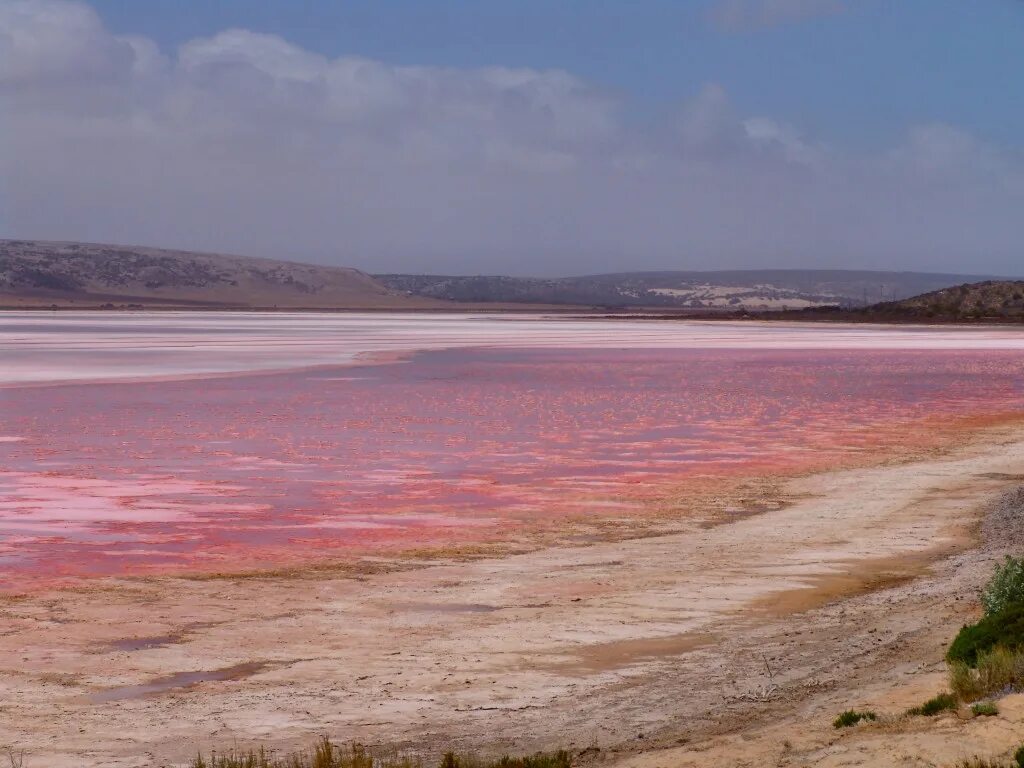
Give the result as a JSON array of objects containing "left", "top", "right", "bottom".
[{"left": 3, "top": 420, "right": 1024, "bottom": 767}]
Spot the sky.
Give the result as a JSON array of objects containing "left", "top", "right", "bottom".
[{"left": 1, "top": 0, "right": 1023, "bottom": 276}]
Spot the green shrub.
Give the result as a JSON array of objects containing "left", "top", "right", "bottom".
[
  {"left": 971, "top": 701, "right": 999, "bottom": 717},
  {"left": 947, "top": 604, "right": 1024, "bottom": 667},
  {"left": 983, "top": 557, "right": 1024, "bottom": 616},
  {"left": 1015, "top": 744, "right": 1024, "bottom": 768},
  {"left": 906, "top": 692, "right": 957, "bottom": 717},
  {"left": 832, "top": 710, "right": 876, "bottom": 729}
]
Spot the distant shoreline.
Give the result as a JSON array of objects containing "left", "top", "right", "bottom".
[{"left": 5, "top": 303, "right": 1024, "bottom": 327}]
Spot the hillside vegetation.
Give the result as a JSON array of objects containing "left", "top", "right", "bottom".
[
  {"left": 0, "top": 240, "right": 427, "bottom": 309},
  {"left": 870, "top": 281, "right": 1024, "bottom": 321},
  {"left": 2, "top": 239, "right": 1011, "bottom": 314}
]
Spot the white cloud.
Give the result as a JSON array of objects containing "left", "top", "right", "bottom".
[
  {"left": 0, "top": 0, "right": 138, "bottom": 84},
  {"left": 1, "top": 0, "right": 1022, "bottom": 276},
  {"left": 710, "top": 0, "right": 845, "bottom": 31}
]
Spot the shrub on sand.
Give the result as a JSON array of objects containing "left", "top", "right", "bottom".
[
  {"left": 948, "top": 605, "right": 1024, "bottom": 667},
  {"left": 906, "top": 692, "right": 957, "bottom": 717},
  {"left": 971, "top": 701, "right": 999, "bottom": 717},
  {"left": 832, "top": 710, "right": 876, "bottom": 729},
  {"left": 983, "top": 557, "right": 1024, "bottom": 616},
  {"left": 950, "top": 647, "right": 1024, "bottom": 702}
]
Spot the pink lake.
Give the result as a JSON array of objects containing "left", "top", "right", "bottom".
[{"left": 6, "top": 328, "right": 1024, "bottom": 589}]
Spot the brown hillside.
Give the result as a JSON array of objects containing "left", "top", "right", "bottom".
[
  {"left": 0, "top": 240, "right": 437, "bottom": 309},
  {"left": 871, "top": 280, "right": 1024, "bottom": 321}
]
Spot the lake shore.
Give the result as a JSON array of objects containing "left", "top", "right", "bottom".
[{"left": 4, "top": 419, "right": 1024, "bottom": 767}]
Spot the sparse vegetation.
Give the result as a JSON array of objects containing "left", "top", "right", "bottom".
[
  {"left": 906, "top": 692, "right": 957, "bottom": 717},
  {"left": 832, "top": 710, "right": 876, "bottom": 729},
  {"left": 947, "top": 604, "right": 1024, "bottom": 667},
  {"left": 983, "top": 557, "right": 1024, "bottom": 616},
  {"left": 188, "top": 738, "right": 572, "bottom": 768},
  {"left": 955, "top": 759, "right": 1009, "bottom": 768},
  {"left": 945, "top": 561, "right": 1024, "bottom": 702},
  {"left": 971, "top": 701, "right": 999, "bottom": 717},
  {"left": 950, "top": 646, "right": 1024, "bottom": 702}
]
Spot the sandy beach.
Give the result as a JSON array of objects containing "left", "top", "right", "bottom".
[{"left": 3, "top": 417, "right": 1024, "bottom": 767}]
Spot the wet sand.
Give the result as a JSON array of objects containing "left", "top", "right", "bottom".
[{"left": 3, "top": 420, "right": 1024, "bottom": 767}]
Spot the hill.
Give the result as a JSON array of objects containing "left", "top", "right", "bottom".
[
  {"left": 2, "top": 240, "right": 1010, "bottom": 314},
  {"left": 865, "top": 280, "right": 1024, "bottom": 321},
  {"left": 376, "top": 269, "right": 1001, "bottom": 310},
  {"left": 0, "top": 240, "right": 431, "bottom": 309}
]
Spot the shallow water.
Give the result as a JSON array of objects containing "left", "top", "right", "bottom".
[
  {"left": 87, "top": 662, "right": 268, "bottom": 703},
  {"left": 5, "top": 313, "right": 1024, "bottom": 588}
]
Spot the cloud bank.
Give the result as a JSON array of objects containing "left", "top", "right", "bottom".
[{"left": 1, "top": 0, "right": 1022, "bottom": 275}]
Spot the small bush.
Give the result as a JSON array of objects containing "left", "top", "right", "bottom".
[
  {"left": 947, "top": 604, "right": 1024, "bottom": 667},
  {"left": 971, "top": 701, "right": 999, "bottom": 717},
  {"left": 832, "top": 710, "right": 876, "bottom": 729},
  {"left": 983, "top": 557, "right": 1024, "bottom": 616},
  {"left": 906, "top": 692, "right": 957, "bottom": 717},
  {"left": 956, "top": 759, "right": 1008, "bottom": 768},
  {"left": 1015, "top": 744, "right": 1024, "bottom": 768}
]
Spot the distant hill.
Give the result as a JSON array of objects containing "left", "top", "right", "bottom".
[
  {"left": 0, "top": 240, "right": 431, "bottom": 309},
  {"left": 2, "top": 240, "right": 1010, "bottom": 314},
  {"left": 864, "top": 280, "right": 1024, "bottom": 322},
  {"left": 376, "top": 269, "right": 1003, "bottom": 310}
]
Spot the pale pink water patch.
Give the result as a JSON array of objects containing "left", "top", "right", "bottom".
[{"left": 4, "top": 341, "right": 1024, "bottom": 588}]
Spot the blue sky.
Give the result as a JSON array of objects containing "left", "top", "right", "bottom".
[
  {"left": 3, "top": 0, "right": 1024, "bottom": 275},
  {"left": 86, "top": 0, "right": 1024, "bottom": 148}
]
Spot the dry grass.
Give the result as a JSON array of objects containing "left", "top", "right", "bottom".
[
  {"left": 950, "top": 646, "right": 1024, "bottom": 702},
  {"left": 189, "top": 738, "right": 572, "bottom": 768}
]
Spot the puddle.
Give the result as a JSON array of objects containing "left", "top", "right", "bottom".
[
  {"left": 109, "top": 634, "right": 179, "bottom": 651},
  {"left": 88, "top": 661, "right": 268, "bottom": 703},
  {"left": 106, "top": 622, "right": 219, "bottom": 653}
]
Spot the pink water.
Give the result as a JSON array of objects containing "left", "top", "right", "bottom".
[{"left": 4, "top": 346, "right": 1024, "bottom": 588}]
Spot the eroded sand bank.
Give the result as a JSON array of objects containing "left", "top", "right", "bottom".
[{"left": 4, "top": 422, "right": 1024, "bottom": 767}]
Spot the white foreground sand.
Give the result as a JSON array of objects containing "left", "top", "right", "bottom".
[{"left": 3, "top": 422, "right": 1024, "bottom": 767}]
